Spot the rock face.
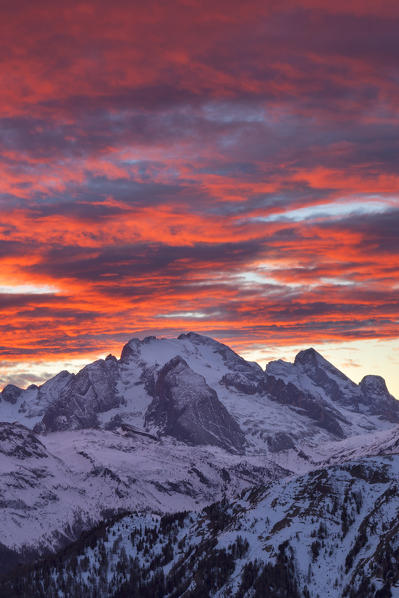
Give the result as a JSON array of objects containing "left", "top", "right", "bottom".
[
  {"left": 1, "top": 384, "right": 23, "bottom": 404},
  {"left": 294, "top": 347, "right": 362, "bottom": 408},
  {"left": 0, "top": 422, "right": 48, "bottom": 459},
  {"left": 359, "top": 374, "right": 399, "bottom": 421},
  {"left": 1, "top": 335, "right": 399, "bottom": 595},
  {"left": 39, "top": 356, "right": 121, "bottom": 432},
  {"left": 221, "top": 371, "right": 260, "bottom": 395},
  {"left": 266, "top": 348, "right": 399, "bottom": 427},
  {"left": 263, "top": 372, "right": 346, "bottom": 438},
  {"left": 145, "top": 356, "right": 245, "bottom": 453}
]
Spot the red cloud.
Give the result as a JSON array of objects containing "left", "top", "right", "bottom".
[{"left": 0, "top": 0, "right": 398, "bottom": 367}]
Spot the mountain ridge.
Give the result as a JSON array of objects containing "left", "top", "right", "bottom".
[
  {"left": 0, "top": 332, "right": 398, "bottom": 594},
  {"left": 1, "top": 333, "right": 397, "bottom": 447}
]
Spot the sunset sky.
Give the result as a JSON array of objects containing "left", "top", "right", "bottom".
[{"left": 1, "top": 0, "right": 398, "bottom": 395}]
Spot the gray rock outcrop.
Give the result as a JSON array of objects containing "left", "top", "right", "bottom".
[{"left": 145, "top": 356, "right": 245, "bottom": 453}]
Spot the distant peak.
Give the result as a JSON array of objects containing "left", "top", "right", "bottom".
[
  {"left": 294, "top": 347, "right": 325, "bottom": 366},
  {"left": 360, "top": 375, "right": 389, "bottom": 395},
  {"left": 2, "top": 383, "right": 22, "bottom": 393},
  {"left": 294, "top": 348, "right": 351, "bottom": 382},
  {"left": 105, "top": 353, "right": 117, "bottom": 362},
  {"left": 1, "top": 384, "right": 23, "bottom": 404},
  {"left": 178, "top": 331, "right": 212, "bottom": 343}
]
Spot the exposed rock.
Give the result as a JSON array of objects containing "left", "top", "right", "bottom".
[
  {"left": 221, "top": 372, "right": 259, "bottom": 394},
  {"left": 0, "top": 422, "right": 48, "bottom": 459},
  {"left": 145, "top": 355, "right": 245, "bottom": 453},
  {"left": 267, "top": 431, "right": 296, "bottom": 453},
  {"left": 359, "top": 375, "right": 399, "bottom": 421},
  {"left": 21, "top": 371, "right": 73, "bottom": 420},
  {"left": 360, "top": 374, "right": 389, "bottom": 396},
  {"left": 39, "top": 357, "right": 121, "bottom": 432},
  {"left": 1, "top": 384, "right": 23, "bottom": 404},
  {"left": 294, "top": 348, "right": 360, "bottom": 408},
  {"left": 120, "top": 335, "right": 156, "bottom": 364},
  {"left": 264, "top": 374, "right": 346, "bottom": 438},
  {"left": 119, "top": 340, "right": 139, "bottom": 363},
  {"left": 2, "top": 334, "right": 399, "bottom": 458},
  {"left": 267, "top": 348, "right": 399, "bottom": 424}
]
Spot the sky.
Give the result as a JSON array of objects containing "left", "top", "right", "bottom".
[{"left": 0, "top": 0, "right": 398, "bottom": 395}]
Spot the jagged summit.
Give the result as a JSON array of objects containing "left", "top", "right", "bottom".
[
  {"left": 294, "top": 346, "right": 323, "bottom": 365},
  {"left": 294, "top": 347, "right": 350, "bottom": 381},
  {"left": 1, "top": 384, "right": 23, "bottom": 404},
  {"left": 1, "top": 333, "right": 398, "bottom": 457},
  {"left": 177, "top": 331, "right": 213, "bottom": 342},
  {"left": 156, "top": 353, "right": 187, "bottom": 374},
  {"left": 267, "top": 346, "right": 399, "bottom": 428},
  {"left": 358, "top": 374, "right": 398, "bottom": 421},
  {"left": 360, "top": 374, "right": 389, "bottom": 395}
]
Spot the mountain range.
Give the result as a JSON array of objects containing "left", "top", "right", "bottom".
[{"left": 0, "top": 332, "right": 398, "bottom": 597}]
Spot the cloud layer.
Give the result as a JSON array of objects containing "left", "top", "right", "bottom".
[{"left": 0, "top": 0, "right": 398, "bottom": 370}]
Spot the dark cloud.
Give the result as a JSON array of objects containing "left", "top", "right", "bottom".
[
  {"left": 27, "top": 239, "right": 266, "bottom": 281},
  {"left": 0, "top": 0, "right": 398, "bottom": 366}
]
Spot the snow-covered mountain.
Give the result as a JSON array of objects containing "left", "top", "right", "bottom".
[
  {"left": 0, "top": 332, "right": 398, "bottom": 595},
  {"left": 266, "top": 347, "right": 399, "bottom": 426},
  {"left": 0, "top": 421, "right": 286, "bottom": 573},
  {"left": 4, "top": 453, "right": 399, "bottom": 597},
  {"left": 2, "top": 333, "right": 397, "bottom": 456}
]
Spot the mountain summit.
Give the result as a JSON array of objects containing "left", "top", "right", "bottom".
[{"left": 1, "top": 333, "right": 397, "bottom": 450}]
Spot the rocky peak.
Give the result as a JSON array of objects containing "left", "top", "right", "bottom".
[
  {"left": 360, "top": 375, "right": 389, "bottom": 396},
  {"left": 294, "top": 347, "right": 323, "bottom": 366},
  {"left": 158, "top": 354, "right": 187, "bottom": 378},
  {"left": 105, "top": 353, "right": 117, "bottom": 362},
  {"left": 294, "top": 348, "right": 349, "bottom": 381},
  {"left": 265, "top": 350, "right": 360, "bottom": 431},
  {"left": 120, "top": 335, "right": 159, "bottom": 363},
  {"left": 270, "top": 349, "right": 399, "bottom": 423},
  {"left": 293, "top": 347, "right": 360, "bottom": 410},
  {"left": 358, "top": 375, "right": 399, "bottom": 421},
  {"left": 38, "top": 357, "right": 121, "bottom": 432},
  {"left": 1, "top": 384, "right": 23, "bottom": 404},
  {"left": 39, "top": 370, "right": 72, "bottom": 392}
]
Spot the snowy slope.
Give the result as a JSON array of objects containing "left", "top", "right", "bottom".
[
  {"left": 0, "top": 422, "right": 287, "bottom": 567},
  {"left": 6, "top": 453, "right": 399, "bottom": 597},
  {"left": 1, "top": 332, "right": 399, "bottom": 584}
]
